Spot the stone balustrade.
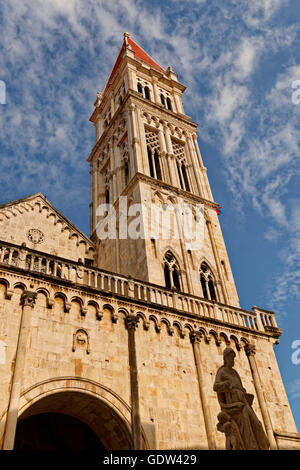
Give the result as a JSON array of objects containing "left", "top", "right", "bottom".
[{"left": 0, "top": 241, "right": 280, "bottom": 335}]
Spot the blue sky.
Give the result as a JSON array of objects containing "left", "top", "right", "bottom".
[{"left": 0, "top": 0, "right": 300, "bottom": 431}]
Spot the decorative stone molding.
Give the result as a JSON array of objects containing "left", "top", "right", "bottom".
[
  {"left": 125, "top": 314, "right": 140, "bottom": 330},
  {"left": 190, "top": 330, "right": 203, "bottom": 344},
  {"left": 245, "top": 343, "right": 256, "bottom": 357},
  {"left": 72, "top": 329, "right": 90, "bottom": 354}
]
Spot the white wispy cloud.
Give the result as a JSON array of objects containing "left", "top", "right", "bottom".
[{"left": 0, "top": 0, "right": 299, "bottom": 312}]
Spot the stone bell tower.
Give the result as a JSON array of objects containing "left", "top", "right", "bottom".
[{"left": 89, "top": 32, "right": 239, "bottom": 306}]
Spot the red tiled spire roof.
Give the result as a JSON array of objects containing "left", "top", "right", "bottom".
[
  {"left": 104, "top": 33, "right": 164, "bottom": 92},
  {"left": 127, "top": 37, "right": 165, "bottom": 73}
]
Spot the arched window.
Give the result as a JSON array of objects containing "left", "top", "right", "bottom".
[
  {"left": 176, "top": 160, "right": 190, "bottom": 192},
  {"left": 144, "top": 86, "right": 151, "bottom": 100},
  {"left": 154, "top": 149, "right": 162, "bottom": 180},
  {"left": 173, "top": 141, "right": 191, "bottom": 192},
  {"left": 105, "top": 188, "right": 110, "bottom": 205},
  {"left": 147, "top": 146, "right": 154, "bottom": 178},
  {"left": 200, "top": 263, "right": 217, "bottom": 301},
  {"left": 160, "top": 94, "right": 165, "bottom": 106},
  {"left": 208, "top": 276, "right": 216, "bottom": 301},
  {"left": 163, "top": 251, "right": 180, "bottom": 290},
  {"left": 137, "top": 83, "right": 143, "bottom": 94},
  {"left": 166, "top": 97, "right": 172, "bottom": 111},
  {"left": 147, "top": 146, "right": 162, "bottom": 180},
  {"left": 200, "top": 274, "right": 208, "bottom": 299},
  {"left": 124, "top": 161, "right": 129, "bottom": 185},
  {"left": 176, "top": 161, "right": 184, "bottom": 189},
  {"left": 181, "top": 163, "right": 190, "bottom": 192}
]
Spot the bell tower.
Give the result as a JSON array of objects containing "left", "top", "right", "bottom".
[{"left": 89, "top": 33, "right": 239, "bottom": 307}]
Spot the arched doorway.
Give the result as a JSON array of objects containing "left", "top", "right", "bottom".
[
  {"left": 15, "top": 413, "right": 104, "bottom": 450},
  {"left": 14, "top": 390, "right": 133, "bottom": 450}
]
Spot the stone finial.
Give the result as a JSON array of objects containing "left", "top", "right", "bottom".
[
  {"left": 94, "top": 91, "right": 103, "bottom": 107},
  {"left": 124, "top": 32, "right": 130, "bottom": 38}
]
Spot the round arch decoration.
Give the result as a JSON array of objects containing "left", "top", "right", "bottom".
[{"left": 0, "top": 377, "right": 149, "bottom": 450}]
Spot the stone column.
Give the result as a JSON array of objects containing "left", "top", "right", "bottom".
[
  {"left": 2, "top": 291, "right": 37, "bottom": 450},
  {"left": 125, "top": 314, "right": 142, "bottom": 450},
  {"left": 192, "top": 134, "right": 214, "bottom": 200},
  {"left": 128, "top": 103, "right": 142, "bottom": 174},
  {"left": 186, "top": 135, "right": 203, "bottom": 195},
  {"left": 206, "top": 217, "right": 228, "bottom": 304},
  {"left": 245, "top": 343, "right": 277, "bottom": 450},
  {"left": 163, "top": 124, "right": 177, "bottom": 186},
  {"left": 190, "top": 331, "right": 216, "bottom": 449},
  {"left": 158, "top": 128, "right": 169, "bottom": 183},
  {"left": 90, "top": 163, "right": 98, "bottom": 234},
  {"left": 136, "top": 106, "right": 148, "bottom": 174}
]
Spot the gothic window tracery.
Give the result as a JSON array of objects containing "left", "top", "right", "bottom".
[
  {"left": 200, "top": 262, "right": 217, "bottom": 301},
  {"left": 163, "top": 251, "right": 181, "bottom": 291},
  {"left": 159, "top": 89, "right": 173, "bottom": 111},
  {"left": 120, "top": 140, "right": 130, "bottom": 186},
  {"left": 137, "top": 79, "right": 152, "bottom": 101},
  {"left": 145, "top": 129, "right": 162, "bottom": 181},
  {"left": 172, "top": 141, "right": 191, "bottom": 192},
  {"left": 137, "top": 83, "right": 143, "bottom": 94}
]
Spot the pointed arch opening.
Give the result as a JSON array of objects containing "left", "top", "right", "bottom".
[
  {"left": 144, "top": 86, "right": 151, "bottom": 100},
  {"left": 166, "top": 97, "right": 172, "bottom": 111},
  {"left": 163, "top": 251, "right": 181, "bottom": 291},
  {"left": 200, "top": 262, "right": 217, "bottom": 301}
]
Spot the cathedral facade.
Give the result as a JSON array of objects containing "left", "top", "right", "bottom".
[{"left": 0, "top": 33, "right": 299, "bottom": 450}]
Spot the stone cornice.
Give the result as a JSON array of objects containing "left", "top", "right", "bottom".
[
  {"left": 125, "top": 172, "right": 219, "bottom": 210},
  {"left": 0, "top": 259, "right": 280, "bottom": 342},
  {"left": 0, "top": 264, "right": 278, "bottom": 342}
]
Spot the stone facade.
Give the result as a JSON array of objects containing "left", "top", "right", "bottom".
[{"left": 0, "top": 33, "right": 299, "bottom": 450}]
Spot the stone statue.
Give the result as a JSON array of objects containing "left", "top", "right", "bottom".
[{"left": 213, "top": 347, "right": 270, "bottom": 450}]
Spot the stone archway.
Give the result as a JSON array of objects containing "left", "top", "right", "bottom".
[
  {"left": 12, "top": 378, "right": 135, "bottom": 450},
  {"left": 15, "top": 412, "right": 104, "bottom": 450}
]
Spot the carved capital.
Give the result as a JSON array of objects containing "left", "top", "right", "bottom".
[
  {"left": 20, "top": 291, "right": 37, "bottom": 308},
  {"left": 245, "top": 343, "right": 256, "bottom": 357},
  {"left": 125, "top": 314, "right": 139, "bottom": 331},
  {"left": 190, "top": 331, "right": 203, "bottom": 344}
]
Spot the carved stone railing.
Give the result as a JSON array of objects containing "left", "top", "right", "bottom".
[{"left": 0, "top": 240, "right": 279, "bottom": 335}]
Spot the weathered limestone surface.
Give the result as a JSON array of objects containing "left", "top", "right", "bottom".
[{"left": 0, "top": 33, "right": 299, "bottom": 450}]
